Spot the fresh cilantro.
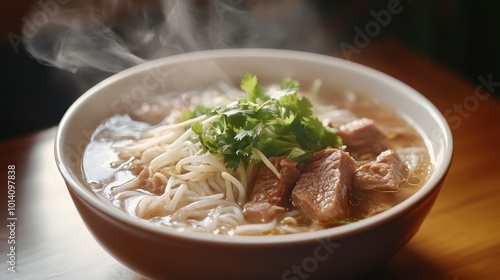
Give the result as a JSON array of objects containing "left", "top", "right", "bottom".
[
  {"left": 177, "top": 105, "right": 213, "bottom": 122},
  {"left": 189, "top": 74, "right": 342, "bottom": 170},
  {"left": 191, "top": 122, "right": 203, "bottom": 134},
  {"left": 280, "top": 78, "right": 300, "bottom": 94},
  {"left": 240, "top": 73, "right": 268, "bottom": 103}
]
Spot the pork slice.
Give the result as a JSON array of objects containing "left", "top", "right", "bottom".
[
  {"left": 292, "top": 148, "right": 356, "bottom": 225},
  {"left": 353, "top": 150, "right": 403, "bottom": 192},
  {"left": 337, "top": 118, "right": 387, "bottom": 160},
  {"left": 243, "top": 156, "right": 302, "bottom": 223}
]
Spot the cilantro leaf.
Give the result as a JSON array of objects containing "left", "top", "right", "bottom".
[
  {"left": 187, "top": 74, "right": 342, "bottom": 170},
  {"left": 240, "top": 73, "right": 268, "bottom": 103},
  {"left": 177, "top": 105, "right": 213, "bottom": 122},
  {"left": 280, "top": 78, "right": 300, "bottom": 94},
  {"left": 191, "top": 122, "right": 203, "bottom": 134}
]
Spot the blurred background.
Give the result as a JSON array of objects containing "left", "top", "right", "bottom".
[{"left": 2, "top": 0, "right": 499, "bottom": 141}]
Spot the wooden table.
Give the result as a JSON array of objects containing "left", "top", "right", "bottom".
[{"left": 1, "top": 39, "right": 499, "bottom": 279}]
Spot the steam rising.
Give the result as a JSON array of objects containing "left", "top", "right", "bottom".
[{"left": 23, "top": 0, "right": 326, "bottom": 74}]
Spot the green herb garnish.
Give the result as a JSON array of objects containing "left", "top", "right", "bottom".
[
  {"left": 177, "top": 105, "right": 213, "bottom": 123},
  {"left": 189, "top": 73, "right": 342, "bottom": 170}
]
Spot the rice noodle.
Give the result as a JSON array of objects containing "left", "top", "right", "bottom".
[
  {"left": 234, "top": 219, "right": 278, "bottom": 235},
  {"left": 107, "top": 113, "right": 279, "bottom": 235}
]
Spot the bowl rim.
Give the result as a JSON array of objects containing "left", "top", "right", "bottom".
[{"left": 55, "top": 48, "right": 453, "bottom": 245}]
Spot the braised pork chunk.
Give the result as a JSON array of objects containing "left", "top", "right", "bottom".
[
  {"left": 292, "top": 148, "right": 356, "bottom": 225},
  {"left": 337, "top": 118, "right": 387, "bottom": 160},
  {"left": 353, "top": 150, "right": 403, "bottom": 192},
  {"left": 243, "top": 156, "right": 302, "bottom": 223}
]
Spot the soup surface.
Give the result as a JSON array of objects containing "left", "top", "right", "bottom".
[{"left": 82, "top": 75, "right": 432, "bottom": 235}]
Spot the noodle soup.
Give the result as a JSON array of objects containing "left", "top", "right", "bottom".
[{"left": 82, "top": 75, "right": 432, "bottom": 236}]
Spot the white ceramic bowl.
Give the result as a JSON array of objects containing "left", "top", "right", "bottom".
[{"left": 55, "top": 49, "right": 453, "bottom": 280}]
